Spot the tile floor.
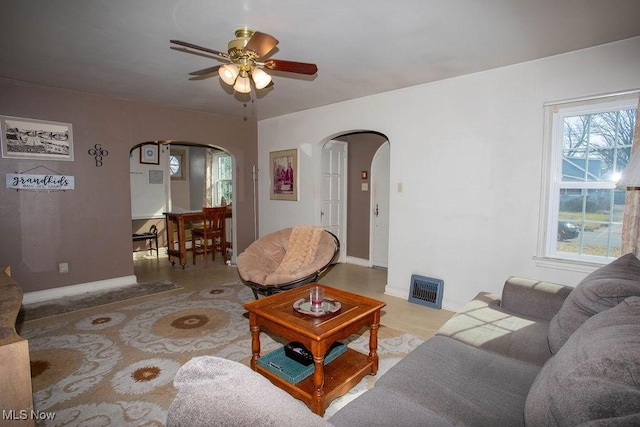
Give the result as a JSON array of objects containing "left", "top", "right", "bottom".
[{"left": 133, "top": 254, "right": 454, "bottom": 339}]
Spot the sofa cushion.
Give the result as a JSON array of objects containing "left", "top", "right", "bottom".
[
  {"left": 330, "top": 386, "right": 454, "bottom": 427},
  {"left": 332, "top": 336, "right": 540, "bottom": 426},
  {"left": 525, "top": 296, "right": 640, "bottom": 426},
  {"left": 437, "top": 292, "right": 553, "bottom": 366},
  {"left": 548, "top": 253, "right": 640, "bottom": 353}
]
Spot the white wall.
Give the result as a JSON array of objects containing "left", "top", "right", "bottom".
[
  {"left": 257, "top": 37, "right": 640, "bottom": 310},
  {"left": 130, "top": 145, "right": 170, "bottom": 219}
]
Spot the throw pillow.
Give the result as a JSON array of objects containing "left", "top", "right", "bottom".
[
  {"left": 525, "top": 296, "right": 640, "bottom": 426},
  {"left": 547, "top": 253, "right": 640, "bottom": 353}
]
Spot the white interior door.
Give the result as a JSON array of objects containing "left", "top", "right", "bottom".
[
  {"left": 371, "top": 141, "right": 390, "bottom": 268},
  {"left": 321, "top": 140, "right": 347, "bottom": 262}
]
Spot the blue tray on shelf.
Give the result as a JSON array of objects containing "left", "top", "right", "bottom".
[{"left": 257, "top": 342, "right": 347, "bottom": 384}]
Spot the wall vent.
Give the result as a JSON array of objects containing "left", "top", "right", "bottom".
[{"left": 408, "top": 275, "right": 443, "bottom": 309}]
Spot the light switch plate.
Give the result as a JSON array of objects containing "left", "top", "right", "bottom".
[{"left": 58, "top": 262, "right": 69, "bottom": 273}]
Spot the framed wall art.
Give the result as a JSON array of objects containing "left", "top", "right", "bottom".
[
  {"left": 270, "top": 148, "right": 298, "bottom": 201},
  {"left": 140, "top": 143, "right": 159, "bottom": 165},
  {"left": 149, "top": 170, "right": 164, "bottom": 184},
  {"left": 1, "top": 115, "right": 74, "bottom": 161}
]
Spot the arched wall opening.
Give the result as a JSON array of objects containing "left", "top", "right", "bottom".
[
  {"left": 320, "top": 130, "right": 389, "bottom": 267},
  {"left": 129, "top": 140, "right": 238, "bottom": 267}
]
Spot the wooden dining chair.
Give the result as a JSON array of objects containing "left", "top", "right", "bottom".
[{"left": 191, "top": 207, "right": 227, "bottom": 266}]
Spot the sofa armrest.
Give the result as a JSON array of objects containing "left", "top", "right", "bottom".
[
  {"left": 167, "top": 356, "right": 331, "bottom": 427},
  {"left": 501, "top": 277, "right": 573, "bottom": 321},
  {"left": 0, "top": 266, "right": 35, "bottom": 426}
]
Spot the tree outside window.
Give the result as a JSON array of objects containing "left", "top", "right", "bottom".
[
  {"left": 214, "top": 153, "right": 232, "bottom": 205},
  {"left": 546, "top": 96, "right": 637, "bottom": 262}
]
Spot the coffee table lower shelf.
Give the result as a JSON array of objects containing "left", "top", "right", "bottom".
[{"left": 255, "top": 348, "right": 373, "bottom": 414}]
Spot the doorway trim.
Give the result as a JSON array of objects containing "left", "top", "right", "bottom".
[
  {"left": 320, "top": 139, "right": 348, "bottom": 263},
  {"left": 318, "top": 131, "right": 391, "bottom": 268},
  {"left": 369, "top": 141, "right": 390, "bottom": 268}
]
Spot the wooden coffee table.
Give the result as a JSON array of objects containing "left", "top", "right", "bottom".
[{"left": 244, "top": 283, "right": 386, "bottom": 416}]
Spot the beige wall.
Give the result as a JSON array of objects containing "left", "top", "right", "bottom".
[
  {"left": 0, "top": 78, "right": 258, "bottom": 293},
  {"left": 345, "top": 133, "right": 387, "bottom": 259}
]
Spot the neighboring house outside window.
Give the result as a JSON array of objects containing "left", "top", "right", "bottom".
[{"left": 542, "top": 94, "right": 638, "bottom": 265}]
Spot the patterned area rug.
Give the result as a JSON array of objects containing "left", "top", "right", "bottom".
[{"left": 20, "top": 281, "right": 424, "bottom": 426}]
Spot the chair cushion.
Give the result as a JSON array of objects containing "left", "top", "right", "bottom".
[
  {"left": 237, "top": 227, "right": 337, "bottom": 287},
  {"left": 525, "top": 296, "right": 640, "bottom": 426},
  {"left": 548, "top": 253, "right": 640, "bottom": 353},
  {"left": 275, "top": 226, "right": 324, "bottom": 273},
  {"left": 236, "top": 229, "right": 291, "bottom": 285}
]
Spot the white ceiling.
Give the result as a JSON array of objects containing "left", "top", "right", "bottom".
[{"left": 1, "top": 1, "right": 639, "bottom": 121}]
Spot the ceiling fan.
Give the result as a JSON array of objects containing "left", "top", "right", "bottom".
[{"left": 170, "top": 28, "right": 318, "bottom": 94}]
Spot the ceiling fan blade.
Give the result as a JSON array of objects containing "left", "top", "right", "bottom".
[
  {"left": 245, "top": 31, "right": 279, "bottom": 58},
  {"left": 170, "top": 40, "right": 228, "bottom": 59},
  {"left": 263, "top": 59, "right": 318, "bottom": 75},
  {"left": 170, "top": 47, "right": 228, "bottom": 62},
  {"left": 189, "top": 65, "right": 222, "bottom": 76},
  {"left": 189, "top": 74, "right": 218, "bottom": 81}
]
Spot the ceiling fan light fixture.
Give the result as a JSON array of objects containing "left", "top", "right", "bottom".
[
  {"left": 219, "top": 63, "right": 239, "bottom": 85},
  {"left": 172, "top": 29, "right": 317, "bottom": 97},
  {"left": 233, "top": 75, "right": 251, "bottom": 93},
  {"left": 251, "top": 68, "right": 272, "bottom": 89}
]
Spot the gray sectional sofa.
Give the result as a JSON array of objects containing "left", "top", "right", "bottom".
[{"left": 167, "top": 254, "right": 640, "bottom": 426}]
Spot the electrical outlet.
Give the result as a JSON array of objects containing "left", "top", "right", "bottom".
[{"left": 58, "top": 262, "right": 69, "bottom": 274}]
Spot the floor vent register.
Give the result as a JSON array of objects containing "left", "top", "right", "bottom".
[{"left": 408, "top": 274, "right": 444, "bottom": 309}]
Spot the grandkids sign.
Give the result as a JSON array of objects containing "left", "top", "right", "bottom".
[{"left": 6, "top": 173, "right": 75, "bottom": 190}]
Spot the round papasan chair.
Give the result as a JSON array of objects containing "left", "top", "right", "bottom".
[{"left": 236, "top": 226, "right": 340, "bottom": 299}]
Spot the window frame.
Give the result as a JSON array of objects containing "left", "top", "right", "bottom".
[
  {"left": 539, "top": 93, "right": 638, "bottom": 267},
  {"left": 213, "top": 152, "right": 232, "bottom": 205},
  {"left": 169, "top": 149, "right": 186, "bottom": 180}
]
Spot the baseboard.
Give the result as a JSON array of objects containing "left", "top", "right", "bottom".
[
  {"left": 441, "top": 298, "right": 465, "bottom": 312},
  {"left": 384, "top": 284, "right": 408, "bottom": 299},
  {"left": 23, "top": 275, "right": 138, "bottom": 304},
  {"left": 385, "top": 284, "right": 464, "bottom": 313},
  {"left": 345, "top": 256, "right": 370, "bottom": 267}
]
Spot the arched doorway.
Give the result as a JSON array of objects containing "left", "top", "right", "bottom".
[
  {"left": 129, "top": 141, "right": 236, "bottom": 266},
  {"left": 321, "top": 132, "right": 389, "bottom": 267}
]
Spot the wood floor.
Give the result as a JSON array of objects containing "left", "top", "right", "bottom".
[{"left": 133, "top": 254, "right": 454, "bottom": 339}]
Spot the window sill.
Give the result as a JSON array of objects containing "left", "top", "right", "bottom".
[{"left": 533, "top": 256, "right": 607, "bottom": 274}]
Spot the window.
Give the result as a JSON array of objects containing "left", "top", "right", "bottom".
[
  {"left": 169, "top": 149, "right": 185, "bottom": 180},
  {"left": 544, "top": 95, "right": 637, "bottom": 264},
  {"left": 214, "top": 153, "right": 232, "bottom": 205}
]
